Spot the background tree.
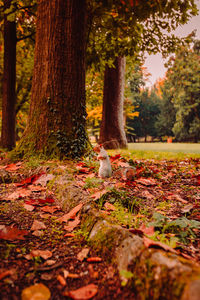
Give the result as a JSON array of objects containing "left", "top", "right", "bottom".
[
  {"left": 87, "top": 0, "right": 198, "bottom": 148},
  {"left": 0, "top": 0, "right": 36, "bottom": 149},
  {"left": 17, "top": 0, "right": 88, "bottom": 158},
  {"left": 155, "top": 79, "right": 176, "bottom": 139},
  {"left": 165, "top": 40, "right": 200, "bottom": 142}
]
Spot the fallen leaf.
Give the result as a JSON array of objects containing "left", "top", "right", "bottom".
[
  {"left": 64, "top": 215, "right": 80, "bottom": 232},
  {"left": 143, "top": 236, "right": 177, "bottom": 254},
  {"left": 57, "top": 274, "right": 67, "bottom": 286},
  {"left": 7, "top": 188, "right": 32, "bottom": 200},
  {"left": 21, "top": 283, "right": 51, "bottom": 300},
  {"left": 64, "top": 284, "right": 98, "bottom": 300},
  {"left": 90, "top": 189, "right": 108, "bottom": 200},
  {"left": 87, "top": 257, "right": 102, "bottom": 262},
  {"left": 26, "top": 249, "right": 52, "bottom": 260},
  {"left": 34, "top": 174, "right": 55, "bottom": 186},
  {"left": 22, "top": 203, "right": 35, "bottom": 211},
  {"left": 30, "top": 220, "right": 46, "bottom": 231},
  {"left": 64, "top": 233, "right": 75, "bottom": 238},
  {"left": 63, "top": 270, "right": 80, "bottom": 279},
  {"left": 32, "top": 230, "right": 44, "bottom": 237},
  {"left": 77, "top": 248, "right": 90, "bottom": 261},
  {"left": 135, "top": 178, "right": 156, "bottom": 186},
  {"left": 58, "top": 203, "right": 83, "bottom": 223},
  {"left": 167, "top": 194, "right": 188, "bottom": 204},
  {"left": 139, "top": 224, "right": 155, "bottom": 236},
  {"left": 104, "top": 202, "right": 116, "bottom": 211},
  {"left": 41, "top": 205, "right": 60, "bottom": 214},
  {"left": 5, "top": 162, "right": 22, "bottom": 171},
  {"left": 0, "top": 225, "right": 28, "bottom": 240},
  {"left": 16, "top": 173, "right": 44, "bottom": 187},
  {"left": 88, "top": 265, "right": 99, "bottom": 279},
  {"left": 0, "top": 269, "right": 14, "bottom": 281}
]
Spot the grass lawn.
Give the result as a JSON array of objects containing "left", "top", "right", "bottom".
[{"left": 109, "top": 143, "right": 200, "bottom": 160}]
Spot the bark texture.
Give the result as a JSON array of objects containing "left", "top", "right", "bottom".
[
  {"left": 18, "top": 0, "right": 87, "bottom": 158},
  {"left": 99, "top": 57, "right": 127, "bottom": 149},
  {"left": 1, "top": 0, "right": 16, "bottom": 150}
]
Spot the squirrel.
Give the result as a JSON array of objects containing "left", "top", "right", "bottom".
[{"left": 94, "top": 144, "right": 112, "bottom": 178}]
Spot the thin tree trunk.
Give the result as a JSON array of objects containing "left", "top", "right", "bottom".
[
  {"left": 99, "top": 57, "right": 127, "bottom": 149},
  {"left": 1, "top": 0, "right": 16, "bottom": 150},
  {"left": 17, "top": 0, "right": 88, "bottom": 158}
]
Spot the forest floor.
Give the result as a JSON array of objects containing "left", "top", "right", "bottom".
[{"left": 0, "top": 150, "right": 200, "bottom": 299}]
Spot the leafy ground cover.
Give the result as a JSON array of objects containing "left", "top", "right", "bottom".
[{"left": 0, "top": 150, "right": 200, "bottom": 299}]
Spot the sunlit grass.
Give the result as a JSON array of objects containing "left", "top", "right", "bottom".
[{"left": 108, "top": 143, "right": 200, "bottom": 160}]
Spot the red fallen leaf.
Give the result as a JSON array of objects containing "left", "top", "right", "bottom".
[
  {"left": 64, "top": 215, "right": 80, "bottom": 232},
  {"left": 58, "top": 203, "right": 83, "bottom": 223},
  {"left": 76, "top": 162, "right": 87, "bottom": 167},
  {"left": 135, "top": 177, "right": 156, "bottom": 186},
  {"left": 87, "top": 257, "right": 102, "bottom": 262},
  {"left": 5, "top": 162, "right": 22, "bottom": 171},
  {"left": 64, "top": 233, "right": 75, "bottom": 238},
  {"left": 41, "top": 205, "right": 60, "bottom": 214},
  {"left": 110, "top": 154, "right": 121, "bottom": 162},
  {"left": 77, "top": 248, "right": 90, "bottom": 261},
  {"left": 0, "top": 269, "right": 14, "bottom": 280},
  {"left": 125, "top": 180, "right": 136, "bottom": 188},
  {"left": 143, "top": 236, "right": 177, "bottom": 254},
  {"left": 136, "top": 167, "right": 145, "bottom": 177},
  {"left": 0, "top": 225, "right": 28, "bottom": 240},
  {"left": 65, "top": 284, "right": 98, "bottom": 299},
  {"left": 77, "top": 167, "right": 90, "bottom": 174},
  {"left": 16, "top": 172, "right": 45, "bottom": 187},
  {"left": 36, "top": 198, "right": 55, "bottom": 204}
]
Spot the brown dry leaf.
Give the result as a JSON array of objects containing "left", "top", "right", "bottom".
[
  {"left": 104, "top": 202, "right": 116, "bottom": 211},
  {"left": 32, "top": 230, "right": 44, "bottom": 237},
  {"left": 21, "top": 283, "right": 51, "bottom": 300},
  {"left": 64, "top": 215, "right": 80, "bottom": 232},
  {"left": 135, "top": 178, "right": 156, "bottom": 186},
  {"left": 57, "top": 274, "right": 66, "bottom": 286},
  {"left": 64, "top": 284, "right": 98, "bottom": 300},
  {"left": 7, "top": 188, "right": 32, "bottom": 200},
  {"left": 139, "top": 224, "right": 155, "bottom": 236},
  {"left": 22, "top": 203, "right": 35, "bottom": 211},
  {"left": 77, "top": 248, "right": 90, "bottom": 261},
  {"left": 58, "top": 203, "right": 83, "bottom": 223},
  {"left": 90, "top": 189, "right": 108, "bottom": 200},
  {"left": 30, "top": 220, "right": 46, "bottom": 231},
  {"left": 26, "top": 249, "right": 52, "bottom": 260},
  {"left": 0, "top": 225, "right": 28, "bottom": 240},
  {"left": 41, "top": 205, "right": 60, "bottom": 214},
  {"left": 167, "top": 194, "right": 188, "bottom": 204},
  {"left": 143, "top": 236, "right": 177, "bottom": 254}
]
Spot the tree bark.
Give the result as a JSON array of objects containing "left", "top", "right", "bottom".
[
  {"left": 1, "top": 0, "right": 16, "bottom": 150},
  {"left": 17, "top": 0, "right": 88, "bottom": 158},
  {"left": 99, "top": 57, "right": 127, "bottom": 149}
]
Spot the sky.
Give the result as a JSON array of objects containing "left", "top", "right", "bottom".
[{"left": 144, "top": 1, "right": 200, "bottom": 87}]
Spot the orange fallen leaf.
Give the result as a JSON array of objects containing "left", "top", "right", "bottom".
[
  {"left": 64, "top": 284, "right": 98, "bottom": 299},
  {"left": 26, "top": 249, "right": 52, "bottom": 260},
  {"left": 77, "top": 248, "right": 90, "bottom": 261},
  {"left": 7, "top": 188, "right": 32, "bottom": 200},
  {"left": 58, "top": 203, "right": 83, "bottom": 223},
  {"left": 21, "top": 283, "right": 51, "bottom": 300},
  {"left": 57, "top": 274, "right": 66, "bottom": 286},
  {"left": 135, "top": 178, "right": 156, "bottom": 186},
  {"left": 90, "top": 189, "right": 108, "bottom": 200},
  {"left": 5, "top": 162, "right": 22, "bottom": 171},
  {"left": 64, "top": 233, "right": 75, "bottom": 238},
  {"left": 41, "top": 205, "right": 60, "bottom": 214},
  {"left": 87, "top": 257, "right": 102, "bottom": 262},
  {"left": 22, "top": 203, "right": 35, "bottom": 211},
  {"left": 64, "top": 216, "right": 80, "bottom": 232},
  {"left": 63, "top": 270, "right": 80, "bottom": 279}
]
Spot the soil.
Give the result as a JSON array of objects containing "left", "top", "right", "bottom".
[{"left": 0, "top": 155, "right": 199, "bottom": 299}]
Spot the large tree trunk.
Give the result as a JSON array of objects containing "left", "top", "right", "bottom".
[
  {"left": 1, "top": 0, "right": 16, "bottom": 150},
  {"left": 17, "top": 0, "right": 87, "bottom": 158},
  {"left": 99, "top": 57, "right": 127, "bottom": 149}
]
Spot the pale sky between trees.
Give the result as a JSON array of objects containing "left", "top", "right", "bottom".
[{"left": 144, "top": 0, "right": 200, "bottom": 87}]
